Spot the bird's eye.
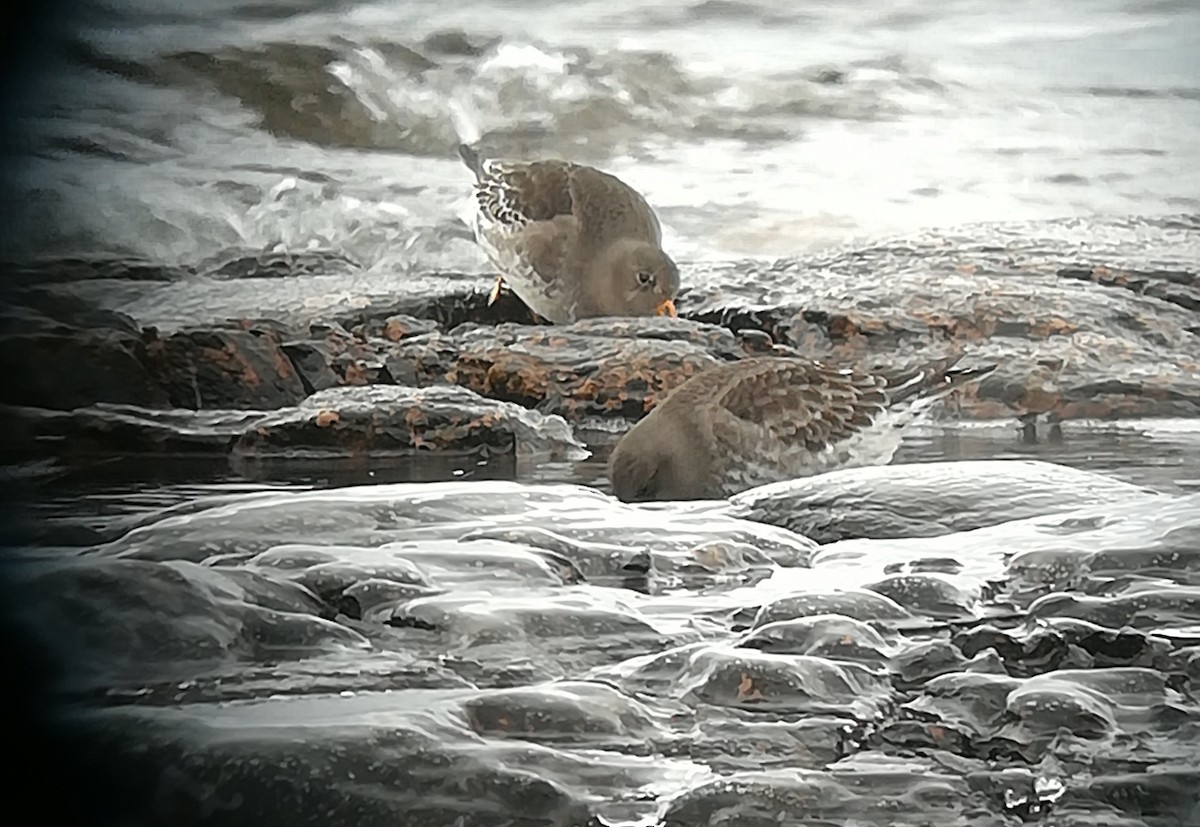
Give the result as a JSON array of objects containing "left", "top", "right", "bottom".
[{"left": 636, "top": 270, "right": 654, "bottom": 287}]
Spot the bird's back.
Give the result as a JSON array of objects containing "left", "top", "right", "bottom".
[{"left": 657, "top": 356, "right": 951, "bottom": 493}]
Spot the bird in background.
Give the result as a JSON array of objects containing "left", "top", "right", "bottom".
[
  {"left": 608, "top": 353, "right": 998, "bottom": 502},
  {"left": 456, "top": 142, "right": 680, "bottom": 325}
]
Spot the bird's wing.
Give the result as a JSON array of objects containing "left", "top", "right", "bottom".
[
  {"left": 474, "top": 159, "right": 577, "bottom": 228},
  {"left": 567, "top": 165, "right": 663, "bottom": 251},
  {"left": 695, "top": 359, "right": 889, "bottom": 452}
]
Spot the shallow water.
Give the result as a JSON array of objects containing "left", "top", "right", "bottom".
[{"left": 17, "top": 419, "right": 1200, "bottom": 547}]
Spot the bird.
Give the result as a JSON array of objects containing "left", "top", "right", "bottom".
[
  {"left": 457, "top": 144, "right": 680, "bottom": 325},
  {"left": 608, "top": 353, "right": 998, "bottom": 502}
]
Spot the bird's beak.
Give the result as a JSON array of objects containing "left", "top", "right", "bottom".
[{"left": 655, "top": 298, "right": 677, "bottom": 318}]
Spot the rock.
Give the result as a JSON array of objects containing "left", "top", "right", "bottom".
[
  {"left": 3, "top": 253, "right": 191, "bottom": 285},
  {"left": 459, "top": 680, "right": 668, "bottom": 749},
  {"left": 145, "top": 326, "right": 307, "bottom": 409},
  {"left": 0, "top": 329, "right": 169, "bottom": 410},
  {"left": 386, "top": 317, "right": 747, "bottom": 421},
  {"left": 59, "top": 700, "right": 601, "bottom": 827},
  {"left": 199, "top": 248, "right": 363, "bottom": 280},
  {"left": 660, "top": 764, "right": 996, "bottom": 827},
  {"left": 681, "top": 217, "right": 1200, "bottom": 419},
  {"left": 13, "top": 557, "right": 363, "bottom": 692},
  {"left": 2, "top": 404, "right": 265, "bottom": 457},
  {"left": 726, "top": 459, "right": 1160, "bottom": 543},
  {"left": 23, "top": 216, "right": 1199, "bottom": 421},
  {"left": 230, "top": 384, "right": 588, "bottom": 458}
]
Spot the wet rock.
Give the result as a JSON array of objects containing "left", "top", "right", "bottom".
[
  {"left": 728, "top": 459, "right": 1160, "bottom": 543},
  {"left": 676, "top": 644, "right": 894, "bottom": 718},
  {"left": 380, "top": 588, "right": 686, "bottom": 684},
  {"left": 953, "top": 619, "right": 1176, "bottom": 678},
  {"left": 231, "top": 385, "right": 587, "bottom": 458},
  {"left": 749, "top": 588, "right": 915, "bottom": 629},
  {"left": 0, "top": 328, "right": 169, "bottom": 410},
  {"left": 736, "top": 614, "right": 895, "bottom": 664},
  {"left": 14, "top": 557, "right": 364, "bottom": 693},
  {"left": 246, "top": 539, "right": 581, "bottom": 596},
  {"left": 337, "top": 578, "right": 438, "bottom": 621},
  {"left": 4, "top": 253, "right": 191, "bottom": 285},
  {"left": 682, "top": 217, "right": 1200, "bottom": 419},
  {"left": 200, "top": 248, "right": 363, "bottom": 280},
  {"left": 688, "top": 713, "right": 860, "bottom": 771},
  {"left": 386, "top": 317, "right": 746, "bottom": 421},
  {"left": 459, "top": 680, "right": 668, "bottom": 749},
  {"left": 3, "top": 403, "right": 266, "bottom": 457},
  {"left": 1029, "top": 586, "right": 1200, "bottom": 631},
  {"left": 61, "top": 700, "right": 600, "bottom": 827},
  {"left": 145, "top": 326, "right": 307, "bottom": 409},
  {"left": 660, "top": 763, "right": 999, "bottom": 827},
  {"left": 865, "top": 573, "right": 979, "bottom": 619},
  {"left": 458, "top": 517, "right": 814, "bottom": 576},
  {"left": 1003, "top": 668, "right": 1179, "bottom": 740},
  {"left": 802, "top": 492, "right": 1200, "bottom": 609}
]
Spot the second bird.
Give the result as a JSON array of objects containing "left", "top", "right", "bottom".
[
  {"left": 458, "top": 144, "right": 680, "bottom": 324},
  {"left": 609, "top": 354, "right": 998, "bottom": 502}
]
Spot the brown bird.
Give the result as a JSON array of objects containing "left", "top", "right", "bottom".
[
  {"left": 608, "top": 354, "right": 997, "bottom": 502},
  {"left": 458, "top": 144, "right": 680, "bottom": 324}
]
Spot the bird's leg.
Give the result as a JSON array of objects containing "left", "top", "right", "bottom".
[{"left": 487, "top": 275, "right": 505, "bottom": 306}]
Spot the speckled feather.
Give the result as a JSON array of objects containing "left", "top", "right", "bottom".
[
  {"left": 462, "top": 147, "right": 668, "bottom": 322},
  {"left": 610, "top": 354, "right": 997, "bottom": 501}
]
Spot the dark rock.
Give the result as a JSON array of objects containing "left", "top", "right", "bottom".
[
  {"left": 230, "top": 385, "right": 586, "bottom": 458},
  {"left": 145, "top": 326, "right": 307, "bottom": 409},
  {"left": 280, "top": 341, "right": 342, "bottom": 393},
  {"left": 660, "top": 766, "right": 994, "bottom": 826},
  {"left": 61, "top": 701, "right": 600, "bottom": 827},
  {"left": 2, "top": 404, "right": 264, "bottom": 457},
  {"left": 200, "top": 248, "right": 363, "bottom": 280},
  {"left": 865, "top": 573, "right": 978, "bottom": 619},
  {"left": 386, "top": 317, "right": 745, "bottom": 421},
  {"left": 15, "top": 557, "right": 363, "bottom": 692},
  {"left": 2, "top": 254, "right": 191, "bottom": 285},
  {"left": 0, "top": 329, "right": 170, "bottom": 410}
]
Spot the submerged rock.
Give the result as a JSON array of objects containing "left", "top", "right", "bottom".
[
  {"left": 728, "top": 459, "right": 1160, "bottom": 543},
  {"left": 3, "top": 404, "right": 267, "bottom": 457},
  {"left": 14, "top": 467, "right": 1200, "bottom": 824},
  {"left": 61, "top": 699, "right": 602, "bottom": 827}
]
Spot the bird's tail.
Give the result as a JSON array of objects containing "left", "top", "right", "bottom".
[
  {"left": 457, "top": 143, "right": 484, "bottom": 177},
  {"left": 884, "top": 354, "right": 997, "bottom": 419},
  {"left": 448, "top": 95, "right": 485, "bottom": 177}
]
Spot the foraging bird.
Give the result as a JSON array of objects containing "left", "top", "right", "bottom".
[
  {"left": 608, "top": 354, "right": 997, "bottom": 502},
  {"left": 458, "top": 144, "right": 680, "bottom": 324}
]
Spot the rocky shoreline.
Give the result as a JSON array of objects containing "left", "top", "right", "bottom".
[
  {"left": 5, "top": 215, "right": 1200, "bottom": 826},
  {"left": 4, "top": 215, "right": 1199, "bottom": 462}
]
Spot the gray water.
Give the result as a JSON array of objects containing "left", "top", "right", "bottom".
[{"left": 6, "top": 0, "right": 1199, "bottom": 271}]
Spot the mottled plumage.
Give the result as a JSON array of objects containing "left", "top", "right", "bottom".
[
  {"left": 609, "top": 354, "right": 998, "bottom": 502},
  {"left": 458, "top": 144, "right": 680, "bottom": 324}
]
